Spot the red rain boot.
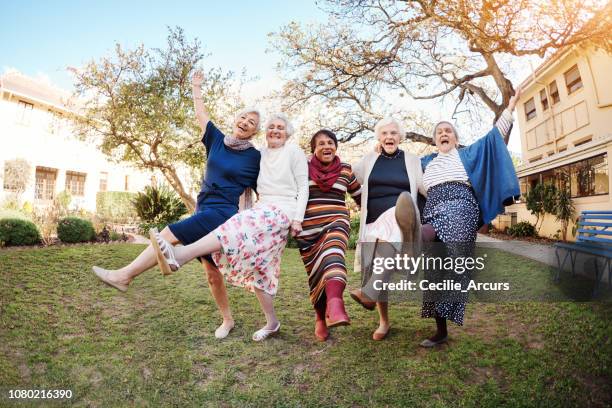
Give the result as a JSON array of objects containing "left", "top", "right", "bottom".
[{"left": 325, "top": 280, "right": 350, "bottom": 327}]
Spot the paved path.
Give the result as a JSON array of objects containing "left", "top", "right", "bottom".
[
  {"left": 476, "top": 233, "right": 556, "bottom": 268},
  {"left": 128, "top": 234, "right": 150, "bottom": 244}
]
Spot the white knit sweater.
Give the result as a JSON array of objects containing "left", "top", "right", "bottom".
[{"left": 256, "top": 143, "right": 309, "bottom": 222}]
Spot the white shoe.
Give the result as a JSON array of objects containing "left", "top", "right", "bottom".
[
  {"left": 214, "top": 322, "right": 235, "bottom": 339},
  {"left": 252, "top": 323, "right": 281, "bottom": 342},
  {"left": 92, "top": 266, "right": 128, "bottom": 292},
  {"left": 149, "top": 228, "right": 180, "bottom": 276}
]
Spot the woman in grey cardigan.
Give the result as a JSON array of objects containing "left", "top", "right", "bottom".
[{"left": 350, "top": 117, "right": 425, "bottom": 340}]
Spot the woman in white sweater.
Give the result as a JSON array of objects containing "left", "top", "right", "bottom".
[{"left": 151, "top": 113, "right": 309, "bottom": 341}]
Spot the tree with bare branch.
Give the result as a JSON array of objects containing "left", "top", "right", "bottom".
[{"left": 272, "top": 0, "right": 612, "bottom": 143}]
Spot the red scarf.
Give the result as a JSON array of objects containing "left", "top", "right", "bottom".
[{"left": 309, "top": 155, "right": 342, "bottom": 192}]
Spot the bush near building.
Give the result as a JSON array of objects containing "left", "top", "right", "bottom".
[
  {"left": 57, "top": 217, "right": 96, "bottom": 243},
  {"left": 132, "top": 185, "right": 188, "bottom": 235},
  {"left": 96, "top": 192, "right": 138, "bottom": 224},
  {"left": 0, "top": 218, "right": 41, "bottom": 246},
  {"left": 507, "top": 221, "right": 537, "bottom": 238}
]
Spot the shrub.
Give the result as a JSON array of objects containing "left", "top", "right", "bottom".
[
  {"left": 348, "top": 216, "right": 360, "bottom": 249},
  {"left": 32, "top": 192, "right": 72, "bottom": 245},
  {"left": 132, "top": 185, "right": 188, "bottom": 234},
  {"left": 96, "top": 191, "right": 138, "bottom": 224},
  {"left": 286, "top": 233, "right": 299, "bottom": 249},
  {"left": 554, "top": 186, "right": 575, "bottom": 242},
  {"left": 0, "top": 218, "right": 41, "bottom": 246},
  {"left": 109, "top": 230, "right": 127, "bottom": 242},
  {"left": 137, "top": 221, "right": 169, "bottom": 237},
  {"left": 57, "top": 217, "right": 96, "bottom": 243},
  {"left": 0, "top": 209, "right": 31, "bottom": 221},
  {"left": 2, "top": 158, "right": 31, "bottom": 195},
  {"left": 507, "top": 221, "right": 536, "bottom": 238}
]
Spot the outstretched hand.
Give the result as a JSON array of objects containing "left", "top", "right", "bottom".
[{"left": 192, "top": 70, "right": 204, "bottom": 88}]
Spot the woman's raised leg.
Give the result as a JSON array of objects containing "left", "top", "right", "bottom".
[{"left": 93, "top": 226, "right": 180, "bottom": 290}]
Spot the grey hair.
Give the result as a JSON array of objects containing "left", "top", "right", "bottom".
[
  {"left": 264, "top": 112, "right": 295, "bottom": 138},
  {"left": 432, "top": 121, "right": 460, "bottom": 143},
  {"left": 374, "top": 117, "right": 405, "bottom": 140},
  {"left": 234, "top": 107, "right": 262, "bottom": 131}
]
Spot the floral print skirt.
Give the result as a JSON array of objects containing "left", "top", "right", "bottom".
[{"left": 213, "top": 203, "right": 290, "bottom": 296}]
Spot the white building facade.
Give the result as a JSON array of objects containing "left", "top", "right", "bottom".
[{"left": 0, "top": 72, "right": 156, "bottom": 212}]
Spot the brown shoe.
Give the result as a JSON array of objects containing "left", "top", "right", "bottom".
[
  {"left": 395, "top": 192, "right": 417, "bottom": 244},
  {"left": 349, "top": 289, "right": 376, "bottom": 311},
  {"left": 372, "top": 326, "right": 390, "bottom": 341}
]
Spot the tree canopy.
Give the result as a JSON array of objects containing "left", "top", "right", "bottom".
[
  {"left": 273, "top": 0, "right": 612, "bottom": 143},
  {"left": 69, "top": 27, "right": 243, "bottom": 211}
]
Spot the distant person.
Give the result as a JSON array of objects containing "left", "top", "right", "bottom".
[
  {"left": 93, "top": 70, "right": 261, "bottom": 340},
  {"left": 296, "top": 129, "right": 362, "bottom": 341},
  {"left": 150, "top": 113, "right": 309, "bottom": 342}
]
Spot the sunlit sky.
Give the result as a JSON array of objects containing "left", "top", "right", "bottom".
[{"left": 2, "top": 0, "right": 536, "bottom": 154}]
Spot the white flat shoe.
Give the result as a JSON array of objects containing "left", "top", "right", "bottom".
[
  {"left": 215, "top": 322, "right": 235, "bottom": 339},
  {"left": 252, "top": 323, "right": 281, "bottom": 342},
  {"left": 149, "top": 228, "right": 180, "bottom": 276},
  {"left": 92, "top": 266, "right": 128, "bottom": 292}
]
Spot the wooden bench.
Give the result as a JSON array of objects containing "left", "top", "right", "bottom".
[{"left": 554, "top": 211, "right": 612, "bottom": 295}]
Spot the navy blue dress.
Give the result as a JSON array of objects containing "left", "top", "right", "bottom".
[{"left": 169, "top": 121, "right": 260, "bottom": 263}]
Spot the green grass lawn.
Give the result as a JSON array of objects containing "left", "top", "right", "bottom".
[{"left": 0, "top": 244, "right": 610, "bottom": 407}]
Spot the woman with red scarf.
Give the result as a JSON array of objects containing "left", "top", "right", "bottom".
[{"left": 296, "top": 129, "right": 361, "bottom": 341}]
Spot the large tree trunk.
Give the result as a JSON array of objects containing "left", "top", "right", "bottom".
[{"left": 160, "top": 167, "right": 196, "bottom": 213}]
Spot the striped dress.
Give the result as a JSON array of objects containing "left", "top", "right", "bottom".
[{"left": 296, "top": 163, "right": 362, "bottom": 305}]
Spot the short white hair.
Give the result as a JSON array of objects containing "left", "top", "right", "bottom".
[
  {"left": 432, "top": 121, "right": 460, "bottom": 143},
  {"left": 264, "top": 113, "right": 295, "bottom": 138},
  {"left": 234, "top": 107, "right": 262, "bottom": 131},
  {"left": 374, "top": 117, "right": 405, "bottom": 140}
]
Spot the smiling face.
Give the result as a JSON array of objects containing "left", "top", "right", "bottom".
[
  {"left": 266, "top": 118, "right": 288, "bottom": 148},
  {"left": 232, "top": 112, "right": 259, "bottom": 140},
  {"left": 434, "top": 122, "right": 458, "bottom": 154},
  {"left": 313, "top": 133, "right": 337, "bottom": 164},
  {"left": 378, "top": 123, "right": 401, "bottom": 154}
]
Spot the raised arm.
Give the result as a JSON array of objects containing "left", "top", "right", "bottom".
[
  {"left": 192, "top": 70, "right": 210, "bottom": 132},
  {"left": 497, "top": 87, "right": 521, "bottom": 144}
]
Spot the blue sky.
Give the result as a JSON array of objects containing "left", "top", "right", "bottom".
[
  {"left": 1, "top": 0, "right": 327, "bottom": 89},
  {"left": 2, "top": 0, "right": 528, "bottom": 153}
]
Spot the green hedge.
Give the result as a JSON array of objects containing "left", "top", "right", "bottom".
[
  {"left": 57, "top": 217, "right": 96, "bottom": 243},
  {"left": 0, "top": 218, "right": 41, "bottom": 246},
  {"left": 96, "top": 191, "right": 138, "bottom": 224},
  {"left": 507, "top": 221, "right": 536, "bottom": 238}
]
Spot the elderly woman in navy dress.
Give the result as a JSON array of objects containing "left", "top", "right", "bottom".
[
  {"left": 93, "top": 70, "right": 261, "bottom": 340},
  {"left": 150, "top": 113, "right": 309, "bottom": 341},
  {"left": 416, "top": 89, "right": 522, "bottom": 347},
  {"left": 349, "top": 118, "right": 425, "bottom": 341}
]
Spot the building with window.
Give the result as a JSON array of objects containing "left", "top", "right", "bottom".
[
  {"left": 500, "top": 45, "right": 612, "bottom": 240},
  {"left": 0, "top": 72, "right": 158, "bottom": 212}
]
